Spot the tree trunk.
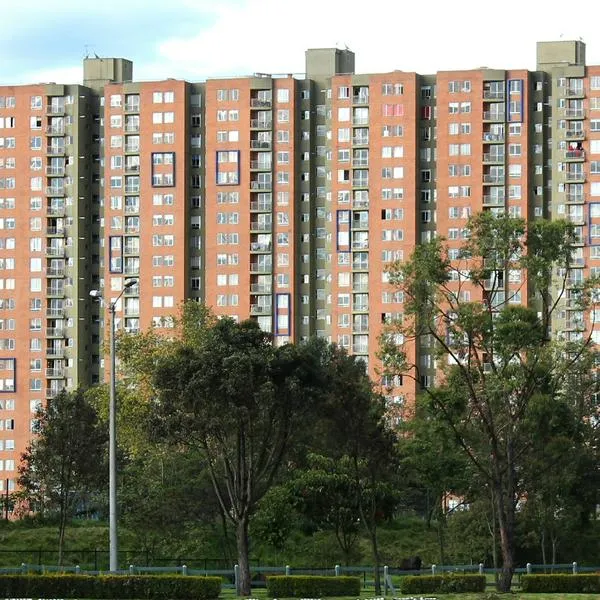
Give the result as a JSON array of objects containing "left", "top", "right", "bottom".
[
  {"left": 495, "top": 485, "right": 515, "bottom": 592},
  {"left": 540, "top": 528, "right": 546, "bottom": 570},
  {"left": 58, "top": 491, "right": 68, "bottom": 566},
  {"left": 551, "top": 533, "right": 558, "bottom": 567},
  {"left": 437, "top": 504, "right": 446, "bottom": 565},
  {"left": 369, "top": 526, "right": 382, "bottom": 595},
  {"left": 236, "top": 515, "right": 251, "bottom": 596}
]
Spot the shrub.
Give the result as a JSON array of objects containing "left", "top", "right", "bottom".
[
  {"left": 0, "top": 574, "right": 221, "bottom": 599},
  {"left": 266, "top": 575, "right": 361, "bottom": 597},
  {"left": 521, "top": 574, "right": 600, "bottom": 593},
  {"left": 400, "top": 573, "right": 486, "bottom": 594}
]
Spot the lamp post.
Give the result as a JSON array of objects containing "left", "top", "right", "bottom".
[{"left": 90, "top": 277, "right": 138, "bottom": 572}]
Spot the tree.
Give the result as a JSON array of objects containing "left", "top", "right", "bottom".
[
  {"left": 17, "top": 389, "right": 107, "bottom": 564},
  {"left": 380, "top": 212, "right": 599, "bottom": 591},
  {"left": 144, "top": 313, "right": 327, "bottom": 595}
]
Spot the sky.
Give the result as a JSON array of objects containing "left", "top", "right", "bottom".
[{"left": 1, "top": 0, "right": 600, "bottom": 85}]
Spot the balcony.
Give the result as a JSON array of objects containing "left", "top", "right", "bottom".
[
  {"left": 483, "top": 195, "right": 505, "bottom": 206},
  {"left": 46, "top": 308, "right": 64, "bottom": 318},
  {"left": 250, "top": 222, "right": 271, "bottom": 232},
  {"left": 352, "top": 303, "right": 369, "bottom": 312},
  {"left": 47, "top": 327, "right": 65, "bottom": 338},
  {"left": 566, "top": 193, "right": 585, "bottom": 203},
  {"left": 124, "top": 102, "right": 140, "bottom": 112},
  {"left": 125, "top": 164, "right": 140, "bottom": 173},
  {"left": 482, "top": 132, "right": 505, "bottom": 143},
  {"left": 46, "top": 267, "right": 65, "bottom": 277},
  {"left": 566, "top": 130, "right": 585, "bottom": 140},
  {"left": 46, "top": 348, "right": 65, "bottom": 359},
  {"left": 47, "top": 105, "right": 65, "bottom": 114},
  {"left": 124, "top": 204, "right": 140, "bottom": 214},
  {"left": 352, "top": 261, "right": 369, "bottom": 270},
  {"left": 124, "top": 309, "right": 140, "bottom": 317},
  {"left": 45, "top": 247, "right": 65, "bottom": 257},
  {"left": 46, "top": 166, "right": 65, "bottom": 176},
  {"left": 250, "top": 304, "right": 271, "bottom": 315},
  {"left": 46, "top": 368, "right": 65, "bottom": 378},
  {"left": 250, "top": 200, "right": 272, "bottom": 211},
  {"left": 352, "top": 324, "right": 369, "bottom": 333},
  {"left": 565, "top": 149, "right": 585, "bottom": 161},
  {"left": 123, "top": 245, "right": 139, "bottom": 255},
  {"left": 46, "top": 186, "right": 65, "bottom": 196},
  {"left": 46, "top": 388, "right": 66, "bottom": 399},
  {"left": 250, "top": 242, "right": 271, "bottom": 252},
  {"left": 352, "top": 159, "right": 369, "bottom": 167},
  {"left": 250, "top": 160, "right": 272, "bottom": 170},
  {"left": 250, "top": 119, "right": 272, "bottom": 129},
  {"left": 124, "top": 124, "right": 140, "bottom": 133},
  {"left": 47, "top": 286, "right": 65, "bottom": 297},
  {"left": 565, "top": 171, "right": 585, "bottom": 182},
  {"left": 125, "top": 144, "right": 140, "bottom": 153},
  {"left": 46, "top": 125, "right": 65, "bottom": 135},
  {"left": 565, "top": 87, "right": 584, "bottom": 97},
  {"left": 124, "top": 268, "right": 140, "bottom": 276},
  {"left": 47, "top": 205, "right": 65, "bottom": 216},
  {"left": 483, "top": 111, "right": 504, "bottom": 121},
  {"left": 250, "top": 181, "right": 271, "bottom": 191},
  {"left": 483, "top": 174, "right": 504, "bottom": 184},
  {"left": 352, "top": 178, "right": 369, "bottom": 188},
  {"left": 250, "top": 263, "right": 272, "bottom": 273},
  {"left": 483, "top": 152, "right": 504, "bottom": 163},
  {"left": 353, "top": 220, "right": 369, "bottom": 230},
  {"left": 352, "top": 284, "right": 369, "bottom": 293},
  {"left": 250, "top": 99, "right": 272, "bottom": 108},
  {"left": 352, "top": 117, "right": 369, "bottom": 126},
  {"left": 46, "top": 226, "right": 65, "bottom": 236},
  {"left": 563, "top": 108, "right": 585, "bottom": 118},
  {"left": 125, "top": 225, "right": 140, "bottom": 234},
  {"left": 352, "top": 240, "right": 369, "bottom": 249},
  {"left": 483, "top": 90, "right": 505, "bottom": 100},
  {"left": 352, "top": 95, "right": 369, "bottom": 105},
  {"left": 250, "top": 283, "right": 272, "bottom": 293},
  {"left": 352, "top": 136, "right": 369, "bottom": 146},
  {"left": 125, "top": 185, "right": 140, "bottom": 194},
  {"left": 47, "top": 146, "right": 65, "bottom": 155},
  {"left": 250, "top": 140, "right": 271, "bottom": 150},
  {"left": 124, "top": 285, "right": 140, "bottom": 296}
]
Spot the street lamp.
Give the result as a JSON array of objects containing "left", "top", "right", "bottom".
[{"left": 90, "top": 277, "right": 138, "bottom": 572}]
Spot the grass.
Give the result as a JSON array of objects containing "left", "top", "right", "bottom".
[{"left": 219, "top": 594, "right": 600, "bottom": 600}]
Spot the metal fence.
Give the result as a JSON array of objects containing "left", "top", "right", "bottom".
[{"left": 1, "top": 559, "right": 598, "bottom": 593}]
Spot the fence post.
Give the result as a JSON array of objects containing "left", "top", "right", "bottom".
[
  {"left": 526, "top": 563, "right": 532, "bottom": 574},
  {"left": 75, "top": 565, "right": 80, "bottom": 575},
  {"left": 335, "top": 564, "right": 340, "bottom": 576},
  {"left": 285, "top": 564, "right": 291, "bottom": 576},
  {"left": 432, "top": 564, "right": 437, "bottom": 576},
  {"left": 182, "top": 565, "right": 187, "bottom": 576},
  {"left": 234, "top": 564, "right": 240, "bottom": 596},
  {"left": 383, "top": 566, "right": 388, "bottom": 595},
  {"left": 572, "top": 561, "right": 578, "bottom": 574},
  {"left": 21, "top": 563, "right": 26, "bottom": 574},
  {"left": 479, "top": 563, "right": 484, "bottom": 575},
  {"left": 129, "top": 564, "right": 135, "bottom": 575}
]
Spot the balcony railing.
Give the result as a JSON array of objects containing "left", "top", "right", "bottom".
[
  {"left": 125, "top": 185, "right": 140, "bottom": 193},
  {"left": 565, "top": 87, "right": 584, "bottom": 97},
  {"left": 250, "top": 160, "right": 272, "bottom": 170},
  {"left": 250, "top": 304, "right": 271, "bottom": 314},
  {"left": 46, "top": 327, "right": 65, "bottom": 338},
  {"left": 483, "top": 174, "right": 504, "bottom": 184},
  {"left": 483, "top": 90, "right": 505, "bottom": 100},
  {"left": 250, "top": 140, "right": 271, "bottom": 149},
  {"left": 352, "top": 95, "right": 369, "bottom": 105},
  {"left": 352, "top": 159, "right": 369, "bottom": 167},
  {"left": 250, "top": 201, "right": 272, "bottom": 211},
  {"left": 250, "top": 181, "right": 271, "bottom": 190},
  {"left": 352, "top": 136, "right": 369, "bottom": 145},
  {"left": 124, "top": 205, "right": 140, "bottom": 214},
  {"left": 47, "top": 146, "right": 65, "bottom": 155},
  {"left": 125, "top": 164, "right": 140, "bottom": 173},
  {"left": 47, "top": 286, "right": 65, "bottom": 296},
  {"left": 483, "top": 111, "right": 504, "bottom": 121},
  {"left": 46, "top": 368, "right": 65, "bottom": 378},
  {"left": 124, "top": 285, "right": 140, "bottom": 296},
  {"left": 250, "top": 222, "right": 271, "bottom": 231},
  {"left": 47, "top": 267, "right": 65, "bottom": 277},
  {"left": 352, "top": 241, "right": 369, "bottom": 249},
  {"left": 46, "top": 308, "right": 64, "bottom": 318},
  {"left": 47, "top": 206, "right": 65, "bottom": 216},
  {"left": 566, "top": 171, "right": 585, "bottom": 181},
  {"left": 353, "top": 220, "right": 369, "bottom": 230},
  {"left": 46, "top": 348, "right": 65, "bottom": 359},
  {"left": 124, "top": 103, "right": 140, "bottom": 112},
  {"left": 47, "top": 105, "right": 65, "bottom": 114},
  {"left": 565, "top": 150, "right": 585, "bottom": 160},
  {"left": 352, "top": 117, "right": 369, "bottom": 126},
  {"left": 123, "top": 245, "right": 139, "bottom": 254},
  {"left": 483, "top": 153, "right": 504, "bottom": 163},
  {"left": 483, "top": 195, "right": 505, "bottom": 206},
  {"left": 353, "top": 303, "right": 369, "bottom": 312},
  {"left": 352, "top": 262, "right": 369, "bottom": 270},
  {"left": 125, "top": 144, "right": 140, "bottom": 152},
  {"left": 46, "top": 186, "right": 65, "bottom": 196},
  {"left": 250, "top": 263, "right": 272, "bottom": 273},
  {"left": 352, "top": 324, "right": 369, "bottom": 333},
  {"left": 46, "top": 166, "right": 65, "bottom": 176},
  {"left": 45, "top": 247, "right": 65, "bottom": 257},
  {"left": 46, "top": 125, "right": 65, "bottom": 135},
  {"left": 483, "top": 133, "right": 505, "bottom": 142},
  {"left": 566, "top": 193, "right": 585, "bottom": 203},
  {"left": 250, "top": 99, "right": 272, "bottom": 108},
  {"left": 352, "top": 178, "right": 369, "bottom": 187},
  {"left": 124, "top": 124, "right": 140, "bottom": 133},
  {"left": 250, "top": 284, "right": 272, "bottom": 293},
  {"left": 563, "top": 108, "right": 585, "bottom": 118},
  {"left": 250, "top": 242, "right": 271, "bottom": 252},
  {"left": 46, "top": 226, "right": 65, "bottom": 236},
  {"left": 566, "top": 130, "right": 585, "bottom": 139},
  {"left": 250, "top": 119, "right": 272, "bottom": 129}
]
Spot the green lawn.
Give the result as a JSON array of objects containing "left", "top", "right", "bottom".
[{"left": 219, "top": 592, "right": 600, "bottom": 600}]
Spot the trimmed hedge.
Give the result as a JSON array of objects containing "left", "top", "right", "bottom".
[
  {"left": 0, "top": 574, "right": 221, "bottom": 599},
  {"left": 266, "top": 575, "right": 361, "bottom": 597},
  {"left": 521, "top": 574, "right": 600, "bottom": 593},
  {"left": 400, "top": 574, "right": 486, "bottom": 594}
]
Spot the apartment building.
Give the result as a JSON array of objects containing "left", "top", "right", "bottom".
[{"left": 0, "top": 39, "right": 598, "bottom": 496}]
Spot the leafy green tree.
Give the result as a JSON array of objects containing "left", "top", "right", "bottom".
[
  {"left": 140, "top": 312, "right": 327, "bottom": 595},
  {"left": 380, "top": 212, "right": 598, "bottom": 591},
  {"left": 17, "top": 389, "right": 107, "bottom": 564}
]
